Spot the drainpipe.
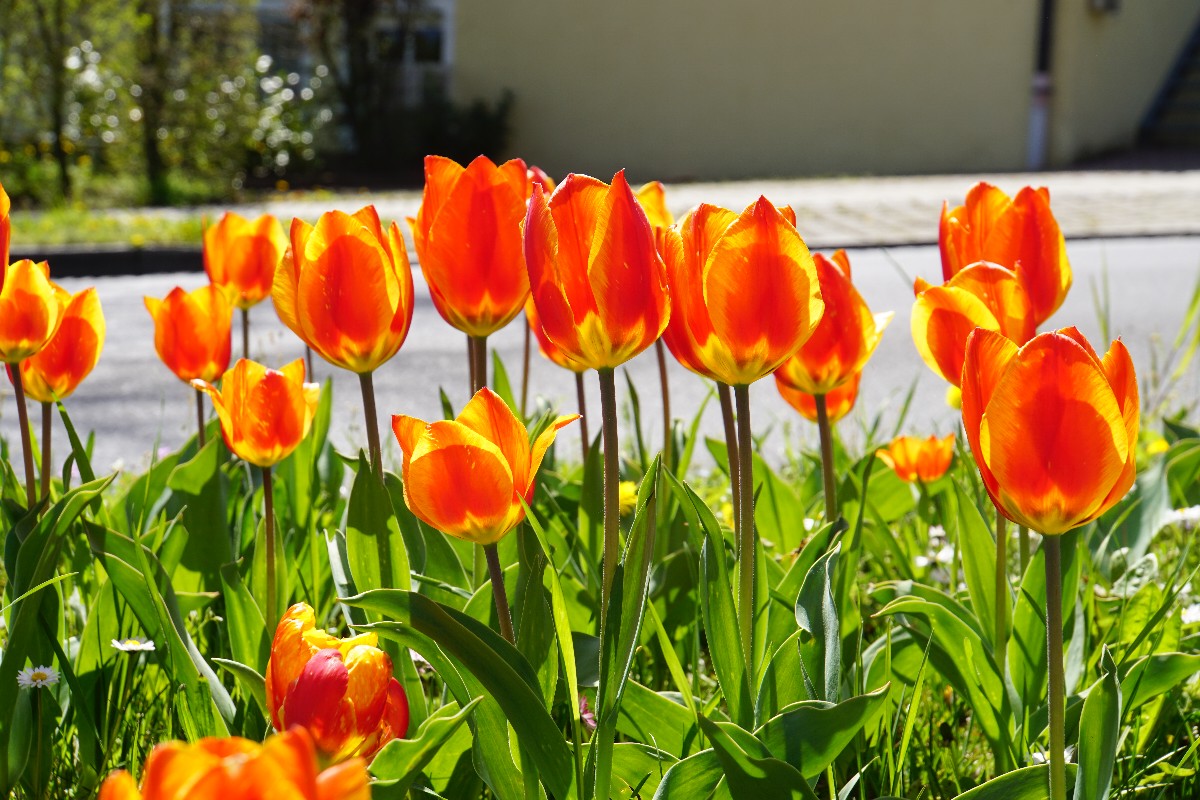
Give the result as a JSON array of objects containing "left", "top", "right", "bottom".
[{"left": 1026, "top": 0, "right": 1056, "bottom": 170}]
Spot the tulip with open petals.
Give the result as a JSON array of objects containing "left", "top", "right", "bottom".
[
  {"left": 877, "top": 434, "right": 955, "bottom": 483},
  {"left": 524, "top": 170, "right": 669, "bottom": 371},
  {"left": 0, "top": 260, "right": 67, "bottom": 364},
  {"left": 265, "top": 603, "right": 409, "bottom": 763},
  {"left": 393, "top": 387, "right": 577, "bottom": 545},
  {"left": 204, "top": 212, "right": 289, "bottom": 310},
  {"left": 21, "top": 287, "right": 104, "bottom": 403},
  {"left": 145, "top": 285, "right": 233, "bottom": 384},
  {"left": 192, "top": 358, "right": 319, "bottom": 468},
  {"left": 961, "top": 326, "right": 1137, "bottom": 536},
  {"left": 97, "top": 729, "right": 370, "bottom": 800},
  {"left": 776, "top": 370, "right": 860, "bottom": 424}
]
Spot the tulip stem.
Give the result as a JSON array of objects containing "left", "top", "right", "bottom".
[
  {"left": 1044, "top": 534, "right": 1066, "bottom": 800},
  {"left": 1019, "top": 525, "right": 1031, "bottom": 575},
  {"left": 466, "top": 334, "right": 475, "bottom": 397},
  {"left": 470, "top": 335, "right": 490, "bottom": 594},
  {"left": 734, "top": 384, "right": 755, "bottom": 677},
  {"left": 241, "top": 308, "right": 250, "bottom": 360},
  {"left": 40, "top": 401, "right": 52, "bottom": 502},
  {"left": 655, "top": 340, "right": 671, "bottom": 468},
  {"left": 598, "top": 368, "right": 620, "bottom": 620},
  {"left": 521, "top": 322, "right": 531, "bottom": 417},
  {"left": 359, "top": 370, "right": 383, "bottom": 475},
  {"left": 814, "top": 394, "right": 838, "bottom": 523},
  {"left": 470, "top": 335, "right": 488, "bottom": 394},
  {"left": 484, "top": 543, "right": 515, "bottom": 643},
  {"left": 994, "top": 511, "right": 1008, "bottom": 672},
  {"left": 11, "top": 361, "right": 37, "bottom": 510},
  {"left": 575, "top": 372, "right": 590, "bottom": 462},
  {"left": 718, "top": 382, "right": 741, "bottom": 525},
  {"left": 263, "top": 466, "right": 277, "bottom": 629},
  {"left": 195, "top": 389, "right": 207, "bottom": 448},
  {"left": 305, "top": 345, "right": 314, "bottom": 382}
]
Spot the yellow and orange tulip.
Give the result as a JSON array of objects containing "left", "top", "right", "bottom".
[
  {"left": 525, "top": 296, "right": 584, "bottom": 373},
  {"left": 97, "top": 729, "right": 369, "bottom": 800},
  {"left": 776, "top": 370, "right": 860, "bottom": 424},
  {"left": 0, "top": 260, "right": 67, "bottom": 364},
  {"left": 774, "top": 250, "right": 890, "bottom": 395},
  {"left": 961, "top": 326, "right": 1137, "bottom": 535},
  {"left": 392, "top": 387, "right": 577, "bottom": 544},
  {"left": 145, "top": 285, "right": 233, "bottom": 384},
  {"left": 524, "top": 171, "right": 670, "bottom": 370},
  {"left": 273, "top": 207, "right": 414, "bottom": 373},
  {"left": 635, "top": 181, "right": 673, "bottom": 231},
  {"left": 412, "top": 155, "right": 533, "bottom": 337},
  {"left": 660, "top": 199, "right": 823, "bottom": 386},
  {"left": 192, "top": 359, "right": 319, "bottom": 468},
  {"left": 876, "top": 434, "right": 955, "bottom": 483},
  {"left": 204, "top": 212, "right": 289, "bottom": 310},
  {"left": 265, "top": 603, "right": 409, "bottom": 763},
  {"left": 21, "top": 286, "right": 105, "bottom": 402},
  {"left": 0, "top": 181, "right": 10, "bottom": 272}
]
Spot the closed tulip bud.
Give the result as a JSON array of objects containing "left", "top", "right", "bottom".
[
  {"left": 0, "top": 260, "right": 67, "bottom": 364},
  {"left": 145, "top": 285, "right": 232, "bottom": 384},
  {"left": 774, "top": 250, "right": 891, "bottom": 395},
  {"left": 411, "top": 155, "right": 532, "bottom": 337},
  {"left": 273, "top": 206, "right": 414, "bottom": 374},
  {"left": 97, "top": 729, "right": 370, "bottom": 800},
  {"left": 265, "top": 603, "right": 409, "bottom": 763},
  {"left": 877, "top": 434, "right": 956, "bottom": 483},
  {"left": 191, "top": 359, "right": 319, "bottom": 468},
  {"left": 204, "top": 212, "right": 289, "bottom": 310},
  {"left": 775, "top": 370, "right": 860, "bottom": 424},
  {"left": 961, "top": 326, "right": 1137, "bottom": 535},
  {"left": 525, "top": 171, "right": 670, "bottom": 370},
  {"left": 661, "top": 199, "right": 824, "bottom": 386},
  {"left": 20, "top": 286, "right": 104, "bottom": 402},
  {"left": 392, "top": 387, "right": 577, "bottom": 544}
]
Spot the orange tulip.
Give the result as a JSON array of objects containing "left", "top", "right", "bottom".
[
  {"left": 528, "top": 165, "right": 556, "bottom": 193},
  {"left": 776, "top": 370, "right": 860, "bottom": 424},
  {"left": 191, "top": 359, "right": 319, "bottom": 468},
  {"left": 659, "top": 199, "right": 823, "bottom": 386},
  {"left": 145, "top": 285, "right": 232, "bottom": 384},
  {"left": 265, "top": 603, "right": 409, "bottom": 763},
  {"left": 524, "top": 170, "right": 670, "bottom": 370},
  {"left": 940, "top": 182, "right": 1072, "bottom": 325},
  {"left": 96, "top": 729, "right": 370, "bottom": 800},
  {"left": 273, "top": 206, "right": 414, "bottom": 373},
  {"left": 635, "top": 181, "right": 673, "bottom": 230},
  {"left": 961, "top": 326, "right": 1137, "bottom": 535},
  {"left": 204, "top": 212, "right": 289, "bottom": 310},
  {"left": 21, "top": 286, "right": 104, "bottom": 402},
  {"left": 525, "top": 296, "right": 584, "bottom": 373},
  {"left": 392, "top": 387, "right": 577, "bottom": 544},
  {"left": 1, "top": 181, "right": 10, "bottom": 273},
  {"left": 0, "top": 260, "right": 67, "bottom": 364},
  {"left": 411, "top": 155, "right": 533, "bottom": 337},
  {"left": 876, "top": 434, "right": 955, "bottom": 483},
  {"left": 773, "top": 250, "right": 891, "bottom": 395}
]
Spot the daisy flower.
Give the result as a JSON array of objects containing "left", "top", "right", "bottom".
[
  {"left": 17, "top": 665, "right": 59, "bottom": 689},
  {"left": 112, "top": 637, "right": 156, "bottom": 652}
]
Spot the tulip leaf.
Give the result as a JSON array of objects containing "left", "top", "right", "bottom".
[
  {"left": 165, "top": 436, "right": 232, "bottom": 576},
  {"left": 1119, "top": 651, "right": 1200, "bottom": 712},
  {"left": 490, "top": 350, "right": 519, "bottom": 416},
  {"left": 1074, "top": 648, "right": 1122, "bottom": 800},
  {"left": 697, "top": 715, "right": 820, "bottom": 800},
  {"left": 610, "top": 743, "right": 677, "bottom": 799},
  {"left": 211, "top": 658, "right": 268, "bottom": 719},
  {"left": 616, "top": 680, "right": 697, "bottom": 759},
  {"left": 794, "top": 544, "right": 841, "bottom": 703},
  {"left": 346, "top": 456, "right": 411, "bottom": 593},
  {"left": 949, "top": 481, "right": 999, "bottom": 652},
  {"left": 370, "top": 698, "right": 483, "bottom": 798},
  {"left": 651, "top": 749, "right": 723, "bottom": 799},
  {"left": 755, "top": 685, "right": 889, "bottom": 780},
  {"left": 217, "top": 563, "right": 269, "bottom": 674},
  {"left": 950, "top": 763, "right": 1077, "bottom": 799}
]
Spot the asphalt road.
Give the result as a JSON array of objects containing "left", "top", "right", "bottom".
[{"left": 3, "top": 235, "right": 1198, "bottom": 478}]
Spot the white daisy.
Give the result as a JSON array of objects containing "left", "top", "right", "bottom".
[
  {"left": 17, "top": 666, "right": 59, "bottom": 689},
  {"left": 112, "top": 637, "right": 156, "bottom": 652},
  {"left": 1182, "top": 603, "right": 1200, "bottom": 626}
]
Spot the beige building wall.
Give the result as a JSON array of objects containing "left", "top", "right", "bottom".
[
  {"left": 454, "top": 1, "right": 1041, "bottom": 180},
  {"left": 1049, "top": 1, "right": 1200, "bottom": 165}
]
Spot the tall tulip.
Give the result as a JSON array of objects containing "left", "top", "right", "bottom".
[
  {"left": 876, "top": 434, "right": 955, "bottom": 484},
  {"left": 20, "top": 286, "right": 105, "bottom": 500},
  {"left": 961, "top": 326, "right": 1136, "bottom": 800},
  {"left": 273, "top": 206, "right": 414, "bottom": 475},
  {"left": 1, "top": 259, "right": 68, "bottom": 507},
  {"left": 97, "top": 729, "right": 370, "bottom": 800},
  {"left": 193, "top": 359, "right": 319, "bottom": 625},
  {"left": 265, "top": 603, "right": 409, "bottom": 763},
  {"left": 393, "top": 387, "right": 576, "bottom": 640},
  {"left": 204, "top": 211, "right": 289, "bottom": 359}
]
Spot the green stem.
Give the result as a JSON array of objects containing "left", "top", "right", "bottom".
[
  {"left": 995, "top": 510, "right": 1008, "bottom": 676},
  {"left": 471, "top": 335, "right": 488, "bottom": 394},
  {"left": 241, "top": 307, "right": 250, "bottom": 361},
  {"left": 575, "top": 371, "right": 590, "bottom": 462},
  {"left": 11, "top": 361, "right": 37, "bottom": 509},
  {"left": 1019, "top": 525, "right": 1031, "bottom": 576},
  {"left": 655, "top": 339, "right": 671, "bottom": 468},
  {"left": 1044, "top": 534, "right": 1066, "bottom": 800},
  {"left": 34, "top": 689, "right": 43, "bottom": 800},
  {"left": 734, "top": 384, "right": 755, "bottom": 676},
  {"left": 598, "top": 368, "right": 620, "bottom": 618},
  {"left": 521, "top": 320, "right": 531, "bottom": 417},
  {"left": 471, "top": 335, "right": 490, "bottom": 591},
  {"left": 305, "top": 345, "right": 314, "bottom": 381},
  {"left": 264, "top": 466, "right": 277, "bottom": 628},
  {"left": 195, "top": 388, "right": 207, "bottom": 448},
  {"left": 358, "top": 370, "right": 382, "bottom": 476},
  {"left": 718, "top": 382, "right": 741, "bottom": 526},
  {"left": 40, "top": 401, "right": 52, "bottom": 502},
  {"left": 484, "top": 543, "right": 515, "bottom": 643},
  {"left": 814, "top": 394, "right": 838, "bottom": 523}
]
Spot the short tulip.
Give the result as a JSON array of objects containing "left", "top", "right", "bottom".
[
  {"left": 20, "top": 286, "right": 104, "bottom": 402},
  {"left": 412, "top": 155, "right": 532, "bottom": 338},
  {"left": 524, "top": 171, "right": 669, "bottom": 370},
  {"left": 661, "top": 199, "right": 824, "bottom": 386},
  {"left": 961, "top": 326, "right": 1137, "bottom": 535},
  {"left": 97, "top": 729, "right": 369, "bottom": 800},
  {"left": 0, "top": 260, "right": 67, "bottom": 364},
  {"left": 877, "top": 434, "right": 955, "bottom": 483},
  {"left": 192, "top": 359, "right": 319, "bottom": 468},
  {"left": 204, "top": 212, "right": 290, "bottom": 310},
  {"left": 774, "top": 250, "right": 890, "bottom": 395},
  {"left": 274, "top": 207, "right": 414, "bottom": 373},
  {"left": 775, "top": 370, "right": 860, "bottom": 424},
  {"left": 145, "top": 285, "right": 233, "bottom": 384},
  {"left": 265, "top": 603, "right": 409, "bottom": 763},
  {"left": 525, "top": 296, "right": 585, "bottom": 373},
  {"left": 392, "top": 387, "right": 577, "bottom": 544}
]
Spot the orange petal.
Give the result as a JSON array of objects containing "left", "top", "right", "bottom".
[
  {"left": 527, "top": 414, "right": 579, "bottom": 498},
  {"left": 960, "top": 328, "right": 1019, "bottom": 505},
  {"left": 911, "top": 282, "right": 1002, "bottom": 388},
  {"left": 776, "top": 371, "right": 860, "bottom": 424},
  {"left": 1007, "top": 187, "right": 1072, "bottom": 326},
  {"left": 21, "top": 286, "right": 105, "bottom": 402},
  {"left": 98, "top": 771, "right": 142, "bottom": 800},
  {"left": 635, "top": 181, "right": 673, "bottom": 230},
  {"left": 455, "top": 388, "right": 532, "bottom": 488},
  {"left": 525, "top": 184, "right": 586, "bottom": 366},
  {"left": 317, "top": 759, "right": 372, "bottom": 800},
  {"left": 0, "top": 260, "right": 65, "bottom": 363}
]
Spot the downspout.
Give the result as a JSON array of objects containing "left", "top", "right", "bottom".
[{"left": 1026, "top": 0, "right": 1056, "bottom": 170}]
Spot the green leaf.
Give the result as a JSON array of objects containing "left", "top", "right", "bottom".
[
  {"left": 370, "top": 698, "right": 483, "bottom": 796},
  {"left": 950, "top": 482, "right": 999, "bottom": 651},
  {"left": 166, "top": 436, "right": 232, "bottom": 575},
  {"left": 651, "top": 749, "right": 723, "bottom": 799},
  {"left": 697, "top": 715, "right": 819, "bottom": 800},
  {"left": 490, "top": 350, "right": 519, "bottom": 415},
  {"left": 1074, "top": 648, "right": 1122, "bottom": 800},
  {"left": 951, "top": 763, "right": 1076, "bottom": 799},
  {"left": 212, "top": 658, "right": 268, "bottom": 718},
  {"left": 616, "top": 681, "right": 697, "bottom": 759},
  {"left": 755, "top": 685, "right": 889, "bottom": 780},
  {"left": 346, "top": 457, "right": 410, "bottom": 593},
  {"left": 794, "top": 544, "right": 841, "bottom": 703},
  {"left": 219, "top": 563, "right": 269, "bottom": 674},
  {"left": 1119, "top": 652, "right": 1200, "bottom": 711},
  {"left": 610, "top": 743, "right": 677, "bottom": 799}
]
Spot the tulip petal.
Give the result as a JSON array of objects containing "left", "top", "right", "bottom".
[
  {"left": 317, "top": 759, "right": 373, "bottom": 800},
  {"left": 911, "top": 282, "right": 1003, "bottom": 388},
  {"left": 1009, "top": 187, "right": 1072, "bottom": 325},
  {"left": 528, "top": 415, "right": 579, "bottom": 498},
  {"left": 273, "top": 219, "right": 310, "bottom": 336},
  {"left": 97, "top": 771, "right": 142, "bottom": 800},
  {"left": 21, "top": 286, "right": 105, "bottom": 402},
  {"left": 961, "top": 327, "right": 1019, "bottom": 504},
  {"left": 284, "top": 649, "right": 355, "bottom": 754},
  {"left": 526, "top": 184, "right": 586, "bottom": 363},
  {"left": 635, "top": 181, "right": 673, "bottom": 230},
  {"left": 455, "top": 388, "right": 532, "bottom": 488},
  {"left": 343, "top": 644, "right": 392, "bottom": 732}
]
